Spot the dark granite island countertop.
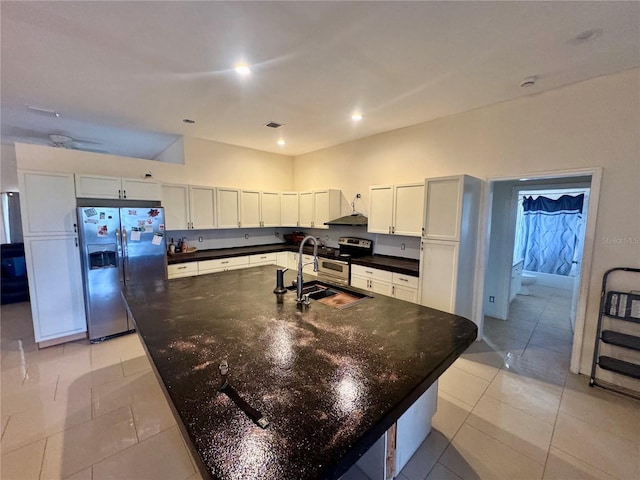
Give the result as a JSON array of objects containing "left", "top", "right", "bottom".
[{"left": 122, "top": 266, "right": 477, "bottom": 480}]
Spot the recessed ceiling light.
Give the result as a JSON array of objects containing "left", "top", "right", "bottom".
[
  {"left": 520, "top": 76, "right": 537, "bottom": 88},
  {"left": 351, "top": 113, "right": 363, "bottom": 121},
  {"left": 183, "top": 119, "right": 195, "bottom": 124},
  {"left": 234, "top": 64, "right": 251, "bottom": 75},
  {"left": 277, "top": 139, "right": 286, "bottom": 146},
  {"left": 570, "top": 28, "right": 603, "bottom": 44},
  {"left": 26, "top": 105, "right": 60, "bottom": 117}
]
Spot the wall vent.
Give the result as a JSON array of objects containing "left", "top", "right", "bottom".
[{"left": 264, "top": 121, "right": 284, "bottom": 129}]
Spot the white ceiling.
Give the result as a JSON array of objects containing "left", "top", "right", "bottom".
[{"left": 1, "top": 1, "right": 638, "bottom": 159}]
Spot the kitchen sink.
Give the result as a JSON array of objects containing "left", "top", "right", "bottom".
[{"left": 287, "top": 280, "right": 372, "bottom": 310}]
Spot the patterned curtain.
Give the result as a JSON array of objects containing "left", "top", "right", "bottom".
[{"left": 514, "top": 194, "right": 584, "bottom": 276}]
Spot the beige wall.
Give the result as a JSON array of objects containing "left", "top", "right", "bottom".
[
  {"left": 293, "top": 68, "right": 640, "bottom": 374},
  {"left": 13, "top": 136, "right": 294, "bottom": 191},
  {"left": 1, "top": 143, "right": 19, "bottom": 191}
]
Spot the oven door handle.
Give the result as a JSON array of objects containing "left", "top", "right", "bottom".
[{"left": 322, "top": 259, "right": 349, "bottom": 266}]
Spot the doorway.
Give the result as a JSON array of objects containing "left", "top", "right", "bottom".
[{"left": 477, "top": 168, "right": 602, "bottom": 374}]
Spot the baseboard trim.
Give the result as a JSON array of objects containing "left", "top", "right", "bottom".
[{"left": 38, "top": 331, "right": 87, "bottom": 349}]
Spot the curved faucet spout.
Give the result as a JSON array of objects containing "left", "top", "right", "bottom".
[{"left": 297, "top": 236, "right": 319, "bottom": 303}]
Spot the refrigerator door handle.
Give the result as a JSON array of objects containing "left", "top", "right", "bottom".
[
  {"left": 122, "top": 228, "right": 130, "bottom": 282},
  {"left": 115, "top": 228, "right": 124, "bottom": 283}
]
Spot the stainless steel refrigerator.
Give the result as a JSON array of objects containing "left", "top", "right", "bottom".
[{"left": 77, "top": 206, "right": 167, "bottom": 342}]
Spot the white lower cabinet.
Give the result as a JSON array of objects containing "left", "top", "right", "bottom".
[
  {"left": 351, "top": 265, "right": 419, "bottom": 303},
  {"left": 24, "top": 235, "right": 86, "bottom": 342},
  {"left": 356, "top": 381, "right": 438, "bottom": 479},
  {"left": 168, "top": 262, "right": 198, "bottom": 279},
  {"left": 249, "top": 252, "right": 276, "bottom": 266},
  {"left": 351, "top": 265, "right": 393, "bottom": 296},
  {"left": 198, "top": 256, "right": 249, "bottom": 275},
  {"left": 287, "top": 252, "right": 317, "bottom": 276},
  {"left": 276, "top": 252, "right": 289, "bottom": 268},
  {"left": 419, "top": 240, "right": 460, "bottom": 315},
  {"left": 392, "top": 272, "right": 419, "bottom": 303}
]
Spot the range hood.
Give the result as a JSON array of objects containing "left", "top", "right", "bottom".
[
  {"left": 325, "top": 193, "right": 368, "bottom": 226},
  {"left": 324, "top": 213, "right": 368, "bottom": 227}
]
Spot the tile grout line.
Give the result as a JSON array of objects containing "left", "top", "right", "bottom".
[{"left": 38, "top": 436, "right": 48, "bottom": 480}]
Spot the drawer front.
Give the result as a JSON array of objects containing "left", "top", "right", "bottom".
[
  {"left": 350, "top": 275, "right": 370, "bottom": 291},
  {"left": 351, "top": 264, "right": 393, "bottom": 282},
  {"left": 393, "top": 273, "right": 419, "bottom": 289},
  {"left": 198, "top": 256, "right": 249, "bottom": 272},
  {"left": 249, "top": 252, "right": 277, "bottom": 265},
  {"left": 168, "top": 262, "right": 198, "bottom": 279},
  {"left": 393, "top": 284, "right": 418, "bottom": 303}
]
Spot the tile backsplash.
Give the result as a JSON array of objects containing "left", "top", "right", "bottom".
[{"left": 166, "top": 226, "right": 420, "bottom": 260}]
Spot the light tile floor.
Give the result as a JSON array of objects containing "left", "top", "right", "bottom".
[{"left": 1, "top": 284, "right": 639, "bottom": 479}]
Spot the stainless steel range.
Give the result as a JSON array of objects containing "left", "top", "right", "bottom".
[{"left": 317, "top": 237, "right": 373, "bottom": 286}]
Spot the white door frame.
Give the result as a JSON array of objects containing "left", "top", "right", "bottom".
[{"left": 476, "top": 167, "right": 602, "bottom": 374}]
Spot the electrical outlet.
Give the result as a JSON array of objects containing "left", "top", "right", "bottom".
[
  {"left": 245, "top": 234, "right": 249, "bottom": 239},
  {"left": 489, "top": 296, "right": 495, "bottom": 303},
  {"left": 275, "top": 232, "right": 280, "bottom": 238},
  {"left": 401, "top": 243, "right": 406, "bottom": 250},
  {"left": 198, "top": 236, "right": 203, "bottom": 242}
]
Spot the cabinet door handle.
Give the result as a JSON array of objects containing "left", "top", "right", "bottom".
[
  {"left": 237, "top": 222, "right": 241, "bottom": 227},
  {"left": 118, "top": 189, "right": 122, "bottom": 199},
  {"left": 421, "top": 227, "right": 425, "bottom": 236},
  {"left": 221, "top": 260, "right": 229, "bottom": 264},
  {"left": 75, "top": 237, "right": 78, "bottom": 247},
  {"left": 365, "top": 270, "right": 373, "bottom": 275},
  {"left": 73, "top": 223, "right": 77, "bottom": 233},
  {"left": 392, "top": 226, "right": 395, "bottom": 234},
  {"left": 123, "top": 190, "right": 127, "bottom": 199},
  {"left": 399, "top": 278, "right": 408, "bottom": 282},
  {"left": 392, "top": 286, "right": 395, "bottom": 295},
  {"left": 177, "top": 266, "right": 187, "bottom": 270},
  {"left": 388, "top": 226, "right": 391, "bottom": 234}
]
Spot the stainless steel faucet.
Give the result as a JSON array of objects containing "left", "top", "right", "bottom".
[{"left": 297, "top": 235, "right": 318, "bottom": 303}]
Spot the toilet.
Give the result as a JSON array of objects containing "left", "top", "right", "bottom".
[{"left": 520, "top": 273, "right": 537, "bottom": 295}]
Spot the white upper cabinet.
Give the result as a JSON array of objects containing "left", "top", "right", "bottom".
[
  {"left": 161, "top": 184, "right": 190, "bottom": 230},
  {"left": 240, "top": 190, "right": 261, "bottom": 228},
  {"left": 217, "top": 187, "right": 240, "bottom": 228},
  {"left": 162, "top": 184, "right": 216, "bottom": 230},
  {"left": 121, "top": 178, "right": 161, "bottom": 200},
  {"left": 240, "top": 190, "right": 281, "bottom": 228},
  {"left": 75, "top": 174, "right": 160, "bottom": 200},
  {"left": 368, "top": 183, "right": 424, "bottom": 237},
  {"left": 423, "top": 176, "right": 463, "bottom": 240},
  {"left": 312, "top": 190, "right": 341, "bottom": 229},
  {"left": 298, "top": 190, "right": 341, "bottom": 229},
  {"left": 19, "top": 170, "right": 78, "bottom": 236},
  {"left": 423, "top": 175, "right": 481, "bottom": 241},
  {"left": 298, "top": 191, "right": 314, "bottom": 228},
  {"left": 368, "top": 185, "right": 394, "bottom": 234},
  {"left": 281, "top": 192, "right": 299, "bottom": 227},
  {"left": 393, "top": 183, "right": 424, "bottom": 236},
  {"left": 189, "top": 186, "right": 217, "bottom": 229},
  {"left": 261, "top": 191, "right": 281, "bottom": 227}
]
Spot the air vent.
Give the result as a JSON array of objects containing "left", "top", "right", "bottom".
[{"left": 264, "top": 121, "right": 284, "bottom": 129}]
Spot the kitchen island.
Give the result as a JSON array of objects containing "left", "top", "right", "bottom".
[{"left": 122, "top": 265, "right": 476, "bottom": 480}]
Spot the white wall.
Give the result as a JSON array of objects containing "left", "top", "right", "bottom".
[
  {"left": 1, "top": 143, "right": 19, "bottom": 191},
  {"left": 292, "top": 68, "right": 640, "bottom": 374},
  {"left": 13, "top": 136, "right": 294, "bottom": 191}
]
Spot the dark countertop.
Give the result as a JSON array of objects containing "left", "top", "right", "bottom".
[
  {"left": 123, "top": 266, "right": 476, "bottom": 480},
  {"left": 168, "top": 243, "right": 420, "bottom": 276},
  {"left": 351, "top": 255, "right": 420, "bottom": 277}
]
